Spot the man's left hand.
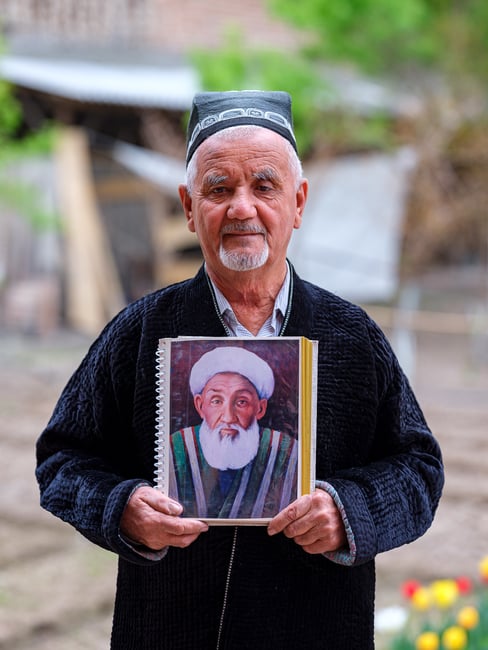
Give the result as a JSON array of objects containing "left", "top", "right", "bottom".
[{"left": 267, "top": 489, "right": 347, "bottom": 555}]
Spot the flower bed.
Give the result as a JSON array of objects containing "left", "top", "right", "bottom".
[{"left": 389, "top": 556, "right": 488, "bottom": 649}]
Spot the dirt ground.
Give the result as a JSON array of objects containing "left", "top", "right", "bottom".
[{"left": 0, "top": 268, "right": 487, "bottom": 649}]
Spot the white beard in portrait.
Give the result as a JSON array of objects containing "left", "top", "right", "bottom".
[{"left": 199, "top": 418, "right": 260, "bottom": 470}]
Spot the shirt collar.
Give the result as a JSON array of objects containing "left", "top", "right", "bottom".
[{"left": 207, "top": 262, "right": 291, "bottom": 337}]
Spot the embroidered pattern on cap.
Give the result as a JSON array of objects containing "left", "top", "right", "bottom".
[{"left": 188, "top": 107, "right": 295, "bottom": 153}]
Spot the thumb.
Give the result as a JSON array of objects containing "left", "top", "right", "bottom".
[{"left": 136, "top": 486, "right": 183, "bottom": 516}]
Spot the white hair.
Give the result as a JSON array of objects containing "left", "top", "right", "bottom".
[{"left": 185, "top": 125, "right": 303, "bottom": 195}]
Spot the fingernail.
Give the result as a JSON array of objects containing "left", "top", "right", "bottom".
[{"left": 168, "top": 502, "right": 183, "bottom": 515}]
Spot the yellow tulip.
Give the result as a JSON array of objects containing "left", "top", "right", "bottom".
[
  {"left": 415, "top": 630, "right": 440, "bottom": 650},
  {"left": 412, "top": 586, "right": 432, "bottom": 611},
  {"left": 479, "top": 555, "right": 488, "bottom": 583},
  {"left": 430, "top": 579, "right": 458, "bottom": 609},
  {"left": 441, "top": 625, "right": 467, "bottom": 650},
  {"left": 457, "top": 604, "right": 479, "bottom": 630}
]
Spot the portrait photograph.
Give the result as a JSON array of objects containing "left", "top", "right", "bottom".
[{"left": 156, "top": 337, "right": 309, "bottom": 523}]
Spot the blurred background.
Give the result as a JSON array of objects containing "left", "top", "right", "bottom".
[{"left": 0, "top": 1, "right": 487, "bottom": 648}]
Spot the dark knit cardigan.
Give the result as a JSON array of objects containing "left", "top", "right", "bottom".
[{"left": 36, "top": 265, "right": 444, "bottom": 650}]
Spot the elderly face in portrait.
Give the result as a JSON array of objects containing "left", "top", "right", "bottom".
[{"left": 189, "top": 346, "right": 275, "bottom": 471}]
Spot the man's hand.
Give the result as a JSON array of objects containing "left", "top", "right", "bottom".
[
  {"left": 120, "top": 486, "right": 208, "bottom": 550},
  {"left": 267, "top": 489, "right": 347, "bottom": 554}
]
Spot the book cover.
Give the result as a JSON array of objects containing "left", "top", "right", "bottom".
[{"left": 155, "top": 336, "right": 317, "bottom": 525}]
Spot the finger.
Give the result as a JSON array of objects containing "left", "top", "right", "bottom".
[
  {"left": 162, "top": 517, "right": 209, "bottom": 549},
  {"left": 143, "top": 515, "right": 208, "bottom": 550},
  {"left": 290, "top": 519, "right": 346, "bottom": 554},
  {"left": 276, "top": 492, "right": 346, "bottom": 541},
  {"left": 137, "top": 487, "right": 183, "bottom": 516},
  {"left": 153, "top": 495, "right": 183, "bottom": 516},
  {"left": 301, "top": 539, "right": 332, "bottom": 555},
  {"left": 297, "top": 520, "right": 347, "bottom": 555},
  {"left": 291, "top": 523, "right": 330, "bottom": 548},
  {"left": 163, "top": 515, "right": 209, "bottom": 536},
  {"left": 164, "top": 531, "right": 206, "bottom": 549},
  {"left": 267, "top": 494, "right": 312, "bottom": 535},
  {"left": 283, "top": 489, "right": 342, "bottom": 536},
  {"left": 279, "top": 512, "right": 318, "bottom": 539}
]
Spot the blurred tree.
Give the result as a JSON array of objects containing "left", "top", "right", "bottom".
[
  {"left": 0, "top": 39, "right": 22, "bottom": 143},
  {"left": 270, "top": 0, "right": 436, "bottom": 73},
  {"left": 0, "top": 80, "right": 22, "bottom": 141},
  {"left": 269, "top": 0, "right": 488, "bottom": 87},
  {"left": 0, "top": 36, "right": 59, "bottom": 232}
]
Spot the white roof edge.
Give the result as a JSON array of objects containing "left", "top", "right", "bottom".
[
  {"left": 110, "top": 141, "right": 185, "bottom": 195},
  {"left": 0, "top": 55, "right": 200, "bottom": 109}
]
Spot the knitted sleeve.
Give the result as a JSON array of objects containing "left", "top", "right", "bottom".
[
  {"left": 324, "top": 315, "right": 444, "bottom": 566},
  {"left": 35, "top": 305, "right": 159, "bottom": 565}
]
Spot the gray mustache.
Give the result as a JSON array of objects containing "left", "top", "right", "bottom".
[{"left": 220, "top": 224, "right": 267, "bottom": 235}]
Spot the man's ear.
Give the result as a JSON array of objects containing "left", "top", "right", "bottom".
[
  {"left": 193, "top": 393, "right": 203, "bottom": 418},
  {"left": 256, "top": 399, "right": 268, "bottom": 420},
  {"left": 178, "top": 184, "right": 195, "bottom": 233},
  {"left": 293, "top": 178, "right": 308, "bottom": 230}
]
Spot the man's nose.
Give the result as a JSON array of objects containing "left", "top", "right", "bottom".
[
  {"left": 221, "top": 401, "right": 237, "bottom": 423},
  {"left": 227, "top": 188, "right": 256, "bottom": 219}
]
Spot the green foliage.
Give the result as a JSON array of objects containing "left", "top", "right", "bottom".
[
  {"left": 268, "top": 0, "right": 488, "bottom": 83},
  {"left": 190, "top": 28, "right": 324, "bottom": 156},
  {"left": 0, "top": 124, "right": 60, "bottom": 232},
  {"left": 0, "top": 36, "right": 60, "bottom": 232},
  {"left": 0, "top": 178, "right": 60, "bottom": 232},
  {"left": 0, "top": 125, "right": 58, "bottom": 164},
  {"left": 0, "top": 79, "right": 22, "bottom": 141},
  {"left": 315, "top": 111, "right": 396, "bottom": 154},
  {"left": 0, "top": 34, "right": 22, "bottom": 140},
  {"left": 0, "top": 34, "right": 60, "bottom": 232},
  {"left": 434, "top": 0, "right": 488, "bottom": 83},
  {"left": 268, "top": 0, "right": 437, "bottom": 73}
]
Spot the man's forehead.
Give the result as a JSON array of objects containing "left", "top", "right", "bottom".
[
  {"left": 199, "top": 126, "right": 286, "bottom": 157},
  {"left": 197, "top": 134, "right": 286, "bottom": 177},
  {"left": 203, "top": 372, "right": 258, "bottom": 393}
]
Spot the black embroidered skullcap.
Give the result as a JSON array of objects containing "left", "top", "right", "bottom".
[{"left": 186, "top": 90, "right": 297, "bottom": 165}]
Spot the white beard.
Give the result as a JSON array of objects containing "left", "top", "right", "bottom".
[
  {"left": 219, "top": 224, "right": 269, "bottom": 271},
  {"left": 199, "top": 419, "right": 260, "bottom": 470}
]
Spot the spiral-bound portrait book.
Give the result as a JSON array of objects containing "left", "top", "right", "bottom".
[{"left": 155, "top": 336, "right": 318, "bottom": 525}]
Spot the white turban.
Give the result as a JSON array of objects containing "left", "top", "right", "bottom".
[{"left": 189, "top": 346, "right": 275, "bottom": 399}]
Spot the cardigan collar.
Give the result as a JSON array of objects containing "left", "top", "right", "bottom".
[{"left": 176, "top": 262, "right": 314, "bottom": 339}]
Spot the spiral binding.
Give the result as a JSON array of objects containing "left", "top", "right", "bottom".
[{"left": 154, "top": 338, "right": 170, "bottom": 494}]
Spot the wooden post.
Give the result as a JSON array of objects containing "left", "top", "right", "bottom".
[{"left": 55, "top": 127, "right": 125, "bottom": 336}]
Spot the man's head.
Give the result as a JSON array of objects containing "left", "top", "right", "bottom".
[
  {"left": 189, "top": 346, "right": 274, "bottom": 470},
  {"left": 178, "top": 90, "right": 308, "bottom": 278}
]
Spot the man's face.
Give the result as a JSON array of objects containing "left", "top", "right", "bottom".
[
  {"left": 179, "top": 128, "right": 308, "bottom": 278},
  {"left": 194, "top": 372, "right": 267, "bottom": 438}
]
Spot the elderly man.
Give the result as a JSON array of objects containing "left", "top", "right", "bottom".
[
  {"left": 36, "top": 90, "right": 443, "bottom": 649},
  {"left": 169, "top": 345, "right": 297, "bottom": 519}
]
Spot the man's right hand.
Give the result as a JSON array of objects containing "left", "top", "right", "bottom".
[{"left": 120, "top": 485, "right": 208, "bottom": 550}]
